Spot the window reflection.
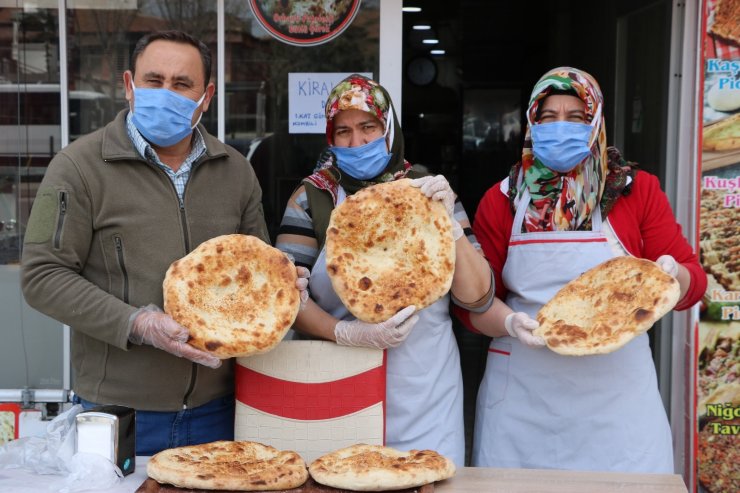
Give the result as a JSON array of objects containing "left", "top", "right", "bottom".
[
  {"left": 0, "top": 7, "right": 60, "bottom": 263},
  {"left": 0, "top": 4, "right": 63, "bottom": 395},
  {"left": 66, "top": 1, "right": 218, "bottom": 132}
]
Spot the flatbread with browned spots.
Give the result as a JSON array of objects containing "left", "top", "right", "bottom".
[
  {"left": 147, "top": 440, "right": 308, "bottom": 491},
  {"left": 534, "top": 256, "right": 681, "bottom": 356},
  {"left": 163, "top": 234, "right": 300, "bottom": 358},
  {"left": 325, "top": 179, "right": 455, "bottom": 323},
  {"left": 308, "top": 444, "right": 455, "bottom": 491}
]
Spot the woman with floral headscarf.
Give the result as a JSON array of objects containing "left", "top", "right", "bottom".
[
  {"left": 275, "top": 74, "right": 492, "bottom": 465},
  {"left": 455, "top": 67, "right": 706, "bottom": 472}
]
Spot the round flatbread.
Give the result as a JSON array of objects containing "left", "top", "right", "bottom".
[
  {"left": 534, "top": 256, "right": 681, "bottom": 356},
  {"left": 147, "top": 440, "right": 308, "bottom": 491},
  {"left": 308, "top": 444, "right": 455, "bottom": 491},
  {"left": 163, "top": 234, "right": 300, "bottom": 358},
  {"left": 325, "top": 179, "right": 455, "bottom": 323}
]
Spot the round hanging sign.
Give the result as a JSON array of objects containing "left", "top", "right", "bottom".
[{"left": 248, "top": 0, "right": 362, "bottom": 47}]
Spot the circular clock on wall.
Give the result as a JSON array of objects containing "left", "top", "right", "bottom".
[{"left": 406, "top": 56, "right": 438, "bottom": 86}]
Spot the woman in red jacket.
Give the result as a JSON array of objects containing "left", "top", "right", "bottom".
[{"left": 456, "top": 67, "right": 705, "bottom": 473}]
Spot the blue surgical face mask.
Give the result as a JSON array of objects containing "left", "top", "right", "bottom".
[
  {"left": 330, "top": 112, "right": 393, "bottom": 180},
  {"left": 530, "top": 104, "right": 601, "bottom": 173},
  {"left": 130, "top": 80, "right": 206, "bottom": 147}
]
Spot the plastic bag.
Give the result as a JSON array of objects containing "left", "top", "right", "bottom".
[
  {"left": 0, "top": 404, "right": 122, "bottom": 491},
  {"left": 58, "top": 452, "right": 123, "bottom": 492}
]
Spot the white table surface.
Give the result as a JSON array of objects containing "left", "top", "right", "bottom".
[
  {"left": 0, "top": 456, "right": 150, "bottom": 493},
  {"left": 0, "top": 457, "right": 689, "bottom": 493}
]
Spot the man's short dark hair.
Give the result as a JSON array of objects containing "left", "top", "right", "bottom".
[{"left": 130, "top": 30, "right": 212, "bottom": 86}]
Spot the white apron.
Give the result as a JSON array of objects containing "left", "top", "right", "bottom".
[
  {"left": 308, "top": 187, "right": 465, "bottom": 467},
  {"left": 472, "top": 188, "right": 673, "bottom": 473}
]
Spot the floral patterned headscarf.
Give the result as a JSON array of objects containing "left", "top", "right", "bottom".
[
  {"left": 511, "top": 67, "right": 608, "bottom": 232},
  {"left": 304, "top": 74, "right": 412, "bottom": 201}
]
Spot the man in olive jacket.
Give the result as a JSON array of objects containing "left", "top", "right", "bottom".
[{"left": 21, "top": 31, "right": 292, "bottom": 456}]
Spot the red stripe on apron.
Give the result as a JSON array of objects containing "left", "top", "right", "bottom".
[
  {"left": 509, "top": 238, "right": 608, "bottom": 246},
  {"left": 235, "top": 363, "right": 386, "bottom": 420},
  {"left": 488, "top": 348, "right": 511, "bottom": 356}
]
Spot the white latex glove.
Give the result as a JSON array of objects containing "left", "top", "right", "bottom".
[
  {"left": 656, "top": 255, "right": 679, "bottom": 278},
  {"left": 505, "top": 312, "right": 546, "bottom": 347},
  {"left": 409, "top": 175, "right": 464, "bottom": 240},
  {"left": 334, "top": 306, "right": 419, "bottom": 350},
  {"left": 128, "top": 305, "right": 221, "bottom": 368},
  {"left": 295, "top": 266, "right": 310, "bottom": 310}
]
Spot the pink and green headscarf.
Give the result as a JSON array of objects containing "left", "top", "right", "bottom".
[
  {"left": 324, "top": 75, "right": 392, "bottom": 145},
  {"left": 305, "top": 74, "right": 414, "bottom": 201},
  {"left": 512, "top": 67, "right": 608, "bottom": 232}
]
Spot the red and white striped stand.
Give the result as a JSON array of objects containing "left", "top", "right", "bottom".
[{"left": 235, "top": 341, "right": 386, "bottom": 463}]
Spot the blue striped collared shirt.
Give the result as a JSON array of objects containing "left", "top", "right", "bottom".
[{"left": 125, "top": 112, "right": 206, "bottom": 203}]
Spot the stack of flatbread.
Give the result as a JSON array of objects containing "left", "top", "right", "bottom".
[
  {"left": 163, "top": 234, "right": 300, "bottom": 358},
  {"left": 534, "top": 256, "right": 681, "bottom": 356},
  {"left": 326, "top": 179, "right": 455, "bottom": 323}
]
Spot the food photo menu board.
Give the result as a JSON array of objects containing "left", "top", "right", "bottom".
[{"left": 696, "top": 1, "right": 740, "bottom": 493}]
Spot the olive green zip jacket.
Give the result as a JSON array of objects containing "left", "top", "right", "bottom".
[{"left": 21, "top": 110, "right": 269, "bottom": 411}]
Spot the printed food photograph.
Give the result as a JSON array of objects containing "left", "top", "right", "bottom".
[
  {"left": 702, "top": 0, "right": 739, "bottom": 171},
  {"left": 701, "top": 73, "right": 740, "bottom": 172},
  {"left": 701, "top": 0, "right": 740, "bottom": 171},
  {"left": 699, "top": 187, "right": 740, "bottom": 321},
  {"left": 696, "top": 323, "right": 740, "bottom": 493}
]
